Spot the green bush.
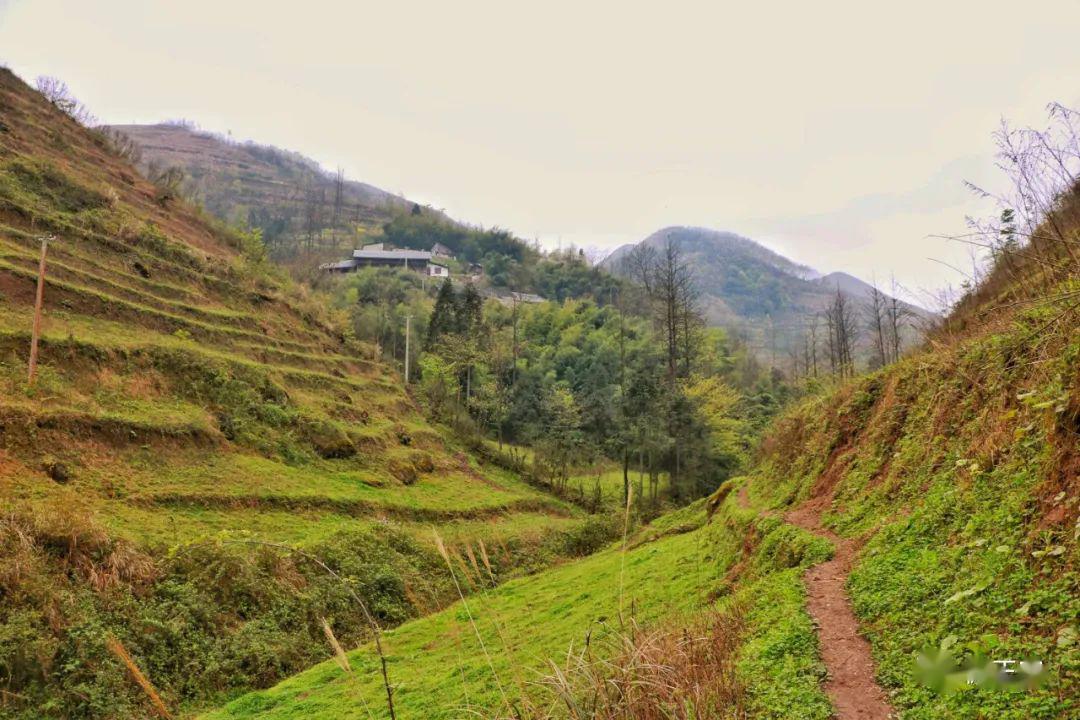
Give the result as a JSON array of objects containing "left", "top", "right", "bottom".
[{"left": 0, "top": 510, "right": 452, "bottom": 720}]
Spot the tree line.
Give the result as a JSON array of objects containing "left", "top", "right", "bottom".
[
  {"left": 333, "top": 238, "right": 794, "bottom": 510},
  {"left": 782, "top": 278, "right": 914, "bottom": 381}
]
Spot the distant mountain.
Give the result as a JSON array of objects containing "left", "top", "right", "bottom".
[
  {"left": 603, "top": 226, "right": 933, "bottom": 361},
  {"left": 108, "top": 123, "right": 440, "bottom": 256}
]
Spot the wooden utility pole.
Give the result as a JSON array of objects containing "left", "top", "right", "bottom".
[
  {"left": 27, "top": 235, "right": 52, "bottom": 385},
  {"left": 511, "top": 294, "right": 519, "bottom": 387},
  {"left": 403, "top": 315, "right": 412, "bottom": 384}
]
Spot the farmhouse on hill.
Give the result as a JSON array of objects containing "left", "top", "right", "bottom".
[{"left": 321, "top": 246, "right": 450, "bottom": 277}]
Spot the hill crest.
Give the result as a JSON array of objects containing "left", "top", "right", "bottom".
[
  {"left": 604, "top": 225, "right": 933, "bottom": 362},
  {"left": 106, "top": 122, "right": 443, "bottom": 257}
]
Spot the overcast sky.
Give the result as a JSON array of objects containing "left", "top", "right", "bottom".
[{"left": 3, "top": 0, "right": 1080, "bottom": 302}]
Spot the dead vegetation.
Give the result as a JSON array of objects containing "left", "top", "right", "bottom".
[
  {"left": 524, "top": 607, "right": 747, "bottom": 720},
  {"left": 0, "top": 503, "right": 157, "bottom": 593},
  {"left": 939, "top": 103, "right": 1080, "bottom": 341}
]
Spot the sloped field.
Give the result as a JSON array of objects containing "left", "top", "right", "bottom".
[{"left": 0, "top": 68, "right": 592, "bottom": 719}]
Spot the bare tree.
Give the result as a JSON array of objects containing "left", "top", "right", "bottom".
[
  {"left": 825, "top": 287, "right": 858, "bottom": 377},
  {"left": 866, "top": 281, "right": 888, "bottom": 369},
  {"left": 802, "top": 315, "right": 820, "bottom": 378},
  {"left": 954, "top": 102, "right": 1080, "bottom": 310},
  {"left": 100, "top": 127, "right": 143, "bottom": 164},
  {"left": 145, "top": 161, "right": 186, "bottom": 205},
  {"left": 301, "top": 176, "right": 325, "bottom": 250},
  {"left": 635, "top": 238, "right": 702, "bottom": 380},
  {"left": 885, "top": 276, "right": 913, "bottom": 363},
  {"left": 331, "top": 167, "right": 345, "bottom": 246},
  {"left": 623, "top": 242, "right": 657, "bottom": 296},
  {"left": 35, "top": 76, "right": 96, "bottom": 126},
  {"left": 655, "top": 241, "right": 682, "bottom": 379}
]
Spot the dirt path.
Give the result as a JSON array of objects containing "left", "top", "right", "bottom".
[
  {"left": 737, "top": 484, "right": 893, "bottom": 719},
  {"left": 786, "top": 498, "right": 893, "bottom": 719}
]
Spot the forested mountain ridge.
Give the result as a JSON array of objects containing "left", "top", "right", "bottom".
[
  {"left": 605, "top": 226, "right": 819, "bottom": 283},
  {"left": 109, "top": 124, "right": 635, "bottom": 304},
  {"left": 604, "top": 226, "right": 934, "bottom": 365}
]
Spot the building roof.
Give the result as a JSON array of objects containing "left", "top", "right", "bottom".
[
  {"left": 430, "top": 242, "right": 454, "bottom": 254},
  {"left": 481, "top": 287, "right": 546, "bottom": 306},
  {"left": 320, "top": 259, "right": 359, "bottom": 270},
  {"left": 351, "top": 249, "right": 432, "bottom": 261}
]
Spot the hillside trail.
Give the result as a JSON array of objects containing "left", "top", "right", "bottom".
[{"left": 737, "top": 484, "right": 893, "bottom": 719}]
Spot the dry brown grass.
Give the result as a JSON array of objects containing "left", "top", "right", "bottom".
[
  {"left": 320, "top": 618, "right": 352, "bottom": 674},
  {"left": 0, "top": 502, "right": 157, "bottom": 592},
  {"left": 105, "top": 635, "right": 172, "bottom": 719},
  {"left": 520, "top": 605, "right": 748, "bottom": 720}
]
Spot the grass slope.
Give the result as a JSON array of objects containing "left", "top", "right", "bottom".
[
  {"left": 203, "top": 487, "right": 840, "bottom": 719},
  {"left": 0, "top": 68, "right": 596, "bottom": 719},
  {"left": 743, "top": 292, "right": 1080, "bottom": 718}
]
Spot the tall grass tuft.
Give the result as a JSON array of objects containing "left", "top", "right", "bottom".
[
  {"left": 212, "top": 539, "right": 397, "bottom": 720},
  {"left": 321, "top": 618, "right": 352, "bottom": 674},
  {"left": 526, "top": 606, "right": 748, "bottom": 720},
  {"left": 477, "top": 538, "right": 496, "bottom": 585},
  {"left": 617, "top": 485, "right": 633, "bottom": 626},
  {"left": 433, "top": 529, "right": 511, "bottom": 713},
  {"left": 321, "top": 618, "right": 377, "bottom": 720}
]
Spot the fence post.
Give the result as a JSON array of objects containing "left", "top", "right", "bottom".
[{"left": 27, "top": 235, "right": 51, "bottom": 386}]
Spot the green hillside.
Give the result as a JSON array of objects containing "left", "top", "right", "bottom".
[
  {"left": 204, "top": 494, "right": 835, "bottom": 719},
  {"left": 210, "top": 179, "right": 1079, "bottom": 718},
  {"left": 0, "top": 69, "right": 602, "bottom": 719}
]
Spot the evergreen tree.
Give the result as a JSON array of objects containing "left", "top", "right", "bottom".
[
  {"left": 427, "top": 278, "right": 459, "bottom": 343},
  {"left": 459, "top": 282, "right": 484, "bottom": 335}
]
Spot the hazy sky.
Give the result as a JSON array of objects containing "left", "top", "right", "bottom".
[{"left": 3, "top": 0, "right": 1080, "bottom": 302}]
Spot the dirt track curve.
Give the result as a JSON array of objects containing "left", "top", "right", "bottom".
[{"left": 739, "top": 485, "right": 893, "bottom": 719}]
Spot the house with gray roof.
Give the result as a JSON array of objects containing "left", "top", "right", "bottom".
[{"left": 321, "top": 247, "right": 449, "bottom": 277}]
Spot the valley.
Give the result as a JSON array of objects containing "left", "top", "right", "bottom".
[{"left": 0, "top": 11, "right": 1078, "bottom": 719}]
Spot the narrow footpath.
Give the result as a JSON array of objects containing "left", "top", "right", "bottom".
[{"left": 738, "top": 485, "right": 893, "bottom": 719}]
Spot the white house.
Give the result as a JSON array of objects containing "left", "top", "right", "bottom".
[
  {"left": 427, "top": 262, "right": 450, "bottom": 278},
  {"left": 430, "top": 242, "right": 455, "bottom": 259},
  {"left": 321, "top": 248, "right": 434, "bottom": 273}
]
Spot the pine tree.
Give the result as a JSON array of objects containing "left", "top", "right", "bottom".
[
  {"left": 459, "top": 283, "right": 484, "bottom": 334},
  {"left": 427, "top": 278, "right": 458, "bottom": 343}
]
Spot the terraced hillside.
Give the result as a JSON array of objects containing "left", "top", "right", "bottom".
[
  {"left": 0, "top": 69, "right": 593, "bottom": 719},
  {"left": 107, "top": 122, "right": 441, "bottom": 258}
]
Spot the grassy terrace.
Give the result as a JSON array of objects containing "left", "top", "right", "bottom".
[
  {"left": 102, "top": 506, "right": 583, "bottom": 550},
  {"left": 0, "top": 308, "right": 380, "bottom": 389},
  {"left": 0, "top": 255, "right": 323, "bottom": 351},
  {"left": 0, "top": 237, "right": 249, "bottom": 321},
  {"left": 83, "top": 451, "right": 563, "bottom": 513},
  {"left": 484, "top": 441, "right": 673, "bottom": 509}
]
